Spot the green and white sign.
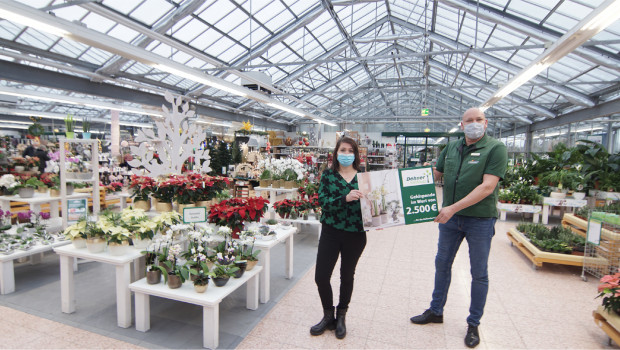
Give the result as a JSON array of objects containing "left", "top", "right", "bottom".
[
  {"left": 183, "top": 207, "right": 207, "bottom": 223},
  {"left": 421, "top": 108, "right": 429, "bottom": 116},
  {"left": 358, "top": 166, "right": 438, "bottom": 230},
  {"left": 398, "top": 167, "right": 439, "bottom": 224},
  {"left": 67, "top": 198, "right": 88, "bottom": 223}
]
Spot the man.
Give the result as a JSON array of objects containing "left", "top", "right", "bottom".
[{"left": 410, "top": 108, "right": 507, "bottom": 348}]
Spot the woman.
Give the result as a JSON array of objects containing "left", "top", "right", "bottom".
[{"left": 311, "top": 137, "right": 366, "bottom": 340}]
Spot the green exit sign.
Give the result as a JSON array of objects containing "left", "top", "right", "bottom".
[{"left": 421, "top": 108, "right": 429, "bottom": 116}]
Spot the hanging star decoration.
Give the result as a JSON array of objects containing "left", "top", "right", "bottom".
[{"left": 241, "top": 120, "right": 253, "bottom": 134}]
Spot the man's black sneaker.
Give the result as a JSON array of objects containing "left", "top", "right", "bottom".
[
  {"left": 465, "top": 324, "right": 480, "bottom": 348},
  {"left": 410, "top": 309, "right": 443, "bottom": 324}
]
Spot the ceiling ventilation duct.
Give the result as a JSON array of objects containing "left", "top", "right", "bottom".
[{"left": 240, "top": 71, "right": 272, "bottom": 94}]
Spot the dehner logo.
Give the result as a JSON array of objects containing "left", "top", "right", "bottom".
[{"left": 402, "top": 169, "right": 433, "bottom": 186}]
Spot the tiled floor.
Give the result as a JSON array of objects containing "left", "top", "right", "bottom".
[
  {"left": 237, "top": 217, "right": 618, "bottom": 349},
  {"left": 2, "top": 192, "right": 619, "bottom": 349}
]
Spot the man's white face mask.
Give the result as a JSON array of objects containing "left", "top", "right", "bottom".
[{"left": 464, "top": 122, "right": 485, "bottom": 139}]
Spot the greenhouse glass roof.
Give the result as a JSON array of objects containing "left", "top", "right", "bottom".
[{"left": 0, "top": 0, "right": 619, "bottom": 134}]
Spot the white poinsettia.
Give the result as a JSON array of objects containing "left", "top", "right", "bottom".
[
  {"left": 153, "top": 211, "right": 182, "bottom": 227},
  {"left": 64, "top": 221, "right": 87, "bottom": 240},
  {"left": 0, "top": 174, "right": 19, "bottom": 189},
  {"left": 121, "top": 207, "right": 146, "bottom": 222}
]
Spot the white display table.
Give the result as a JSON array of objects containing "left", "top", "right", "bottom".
[
  {"left": 253, "top": 187, "right": 298, "bottom": 217},
  {"left": 253, "top": 225, "right": 296, "bottom": 303},
  {"left": 0, "top": 237, "right": 70, "bottom": 294},
  {"left": 274, "top": 214, "right": 322, "bottom": 239},
  {"left": 590, "top": 190, "right": 620, "bottom": 205},
  {"left": 129, "top": 266, "right": 262, "bottom": 349},
  {"left": 54, "top": 244, "right": 144, "bottom": 328},
  {"left": 0, "top": 193, "right": 90, "bottom": 219},
  {"left": 497, "top": 202, "right": 542, "bottom": 223},
  {"left": 105, "top": 192, "right": 132, "bottom": 209},
  {"left": 542, "top": 197, "right": 588, "bottom": 224}
]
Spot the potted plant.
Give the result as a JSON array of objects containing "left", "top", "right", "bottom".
[
  {"left": 14, "top": 177, "right": 45, "bottom": 198},
  {"left": 596, "top": 271, "right": 620, "bottom": 320},
  {"left": 0, "top": 174, "right": 19, "bottom": 195},
  {"left": 570, "top": 174, "right": 589, "bottom": 200},
  {"left": 170, "top": 174, "right": 199, "bottom": 213},
  {"left": 65, "top": 114, "right": 75, "bottom": 139},
  {"left": 64, "top": 219, "right": 88, "bottom": 248},
  {"left": 133, "top": 218, "right": 157, "bottom": 249},
  {"left": 189, "top": 262, "right": 215, "bottom": 293},
  {"left": 144, "top": 251, "right": 161, "bottom": 284},
  {"left": 82, "top": 118, "right": 91, "bottom": 139},
  {"left": 207, "top": 197, "right": 269, "bottom": 238},
  {"left": 159, "top": 244, "right": 187, "bottom": 289},
  {"left": 152, "top": 177, "right": 176, "bottom": 212},
  {"left": 259, "top": 169, "right": 272, "bottom": 188},
  {"left": 0, "top": 209, "right": 12, "bottom": 232},
  {"left": 273, "top": 199, "right": 295, "bottom": 219},
  {"left": 129, "top": 175, "right": 155, "bottom": 211},
  {"left": 85, "top": 219, "right": 107, "bottom": 253},
  {"left": 106, "top": 182, "right": 123, "bottom": 194},
  {"left": 540, "top": 168, "right": 579, "bottom": 199},
  {"left": 237, "top": 236, "right": 261, "bottom": 271},
  {"left": 211, "top": 261, "right": 239, "bottom": 287},
  {"left": 11, "top": 156, "right": 27, "bottom": 173}
]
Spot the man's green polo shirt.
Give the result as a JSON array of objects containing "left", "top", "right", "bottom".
[{"left": 436, "top": 134, "right": 507, "bottom": 218}]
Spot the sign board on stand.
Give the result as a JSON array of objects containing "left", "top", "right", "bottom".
[
  {"left": 67, "top": 198, "right": 88, "bottom": 223},
  {"left": 183, "top": 207, "right": 207, "bottom": 224}
]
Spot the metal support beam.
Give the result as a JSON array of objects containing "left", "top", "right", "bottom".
[{"left": 0, "top": 60, "right": 289, "bottom": 130}]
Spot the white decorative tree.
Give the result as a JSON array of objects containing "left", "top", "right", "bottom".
[{"left": 128, "top": 91, "right": 211, "bottom": 177}]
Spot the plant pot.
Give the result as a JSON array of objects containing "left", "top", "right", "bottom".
[
  {"left": 380, "top": 213, "right": 388, "bottom": 224},
  {"left": 108, "top": 241, "right": 129, "bottom": 256},
  {"left": 206, "top": 260, "right": 214, "bottom": 271},
  {"left": 212, "top": 276, "right": 230, "bottom": 287},
  {"left": 290, "top": 212, "right": 299, "bottom": 220},
  {"left": 155, "top": 202, "right": 173, "bottom": 212},
  {"left": 167, "top": 275, "right": 182, "bottom": 289},
  {"left": 37, "top": 186, "right": 47, "bottom": 194},
  {"left": 146, "top": 270, "right": 161, "bottom": 284},
  {"left": 550, "top": 191, "right": 567, "bottom": 199},
  {"left": 66, "top": 185, "right": 74, "bottom": 195},
  {"left": 159, "top": 261, "right": 172, "bottom": 273},
  {"left": 65, "top": 132, "right": 75, "bottom": 139},
  {"left": 303, "top": 213, "right": 309, "bottom": 220},
  {"left": 50, "top": 189, "right": 60, "bottom": 197},
  {"left": 233, "top": 261, "right": 247, "bottom": 278},
  {"left": 177, "top": 203, "right": 196, "bottom": 214},
  {"left": 284, "top": 180, "right": 296, "bottom": 189},
  {"left": 371, "top": 216, "right": 381, "bottom": 227},
  {"left": 18, "top": 187, "right": 35, "bottom": 198},
  {"left": 132, "top": 237, "right": 151, "bottom": 249},
  {"left": 246, "top": 260, "right": 258, "bottom": 271},
  {"left": 133, "top": 199, "right": 151, "bottom": 211},
  {"left": 82, "top": 132, "right": 91, "bottom": 139},
  {"left": 259, "top": 179, "right": 271, "bottom": 188},
  {"left": 14, "top": 165, "right": 25, "bottom": 173},
  {"left": 195, "top": 201, "right": 211, "bottom": 211},
  {"left": 86, "top": 237, "right": 106, "bottom": 253},
  {"left": 272, "top": 179, "right": 281, "bottom": 188},
  {"left": 71, "top": 237, "right": 87, "bottom": 249},
  {"left": 572, "top": 192, "right": 586, "bottom": 200},
  {"left": 278, "top": 213, "right": 289, "bottom": 219},
  {"left": 194, "top": 284, "right": 208, "bottom": 293}
]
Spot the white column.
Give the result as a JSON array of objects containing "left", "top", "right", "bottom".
[{"left": 111, "top": 110, "right": 120, "bottom": 156}]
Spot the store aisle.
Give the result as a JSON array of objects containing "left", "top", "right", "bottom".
[{"left": 238, "top": 218, "right": 615, "bottom": 349}]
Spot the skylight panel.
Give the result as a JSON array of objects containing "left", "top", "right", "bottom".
[
  {"left": 206, "top": 36, "right": 237, "bottom": 59},
  {"left": 16, "top": 28, "right": 56, "bottom": 50},
  {"left": 51, "top": 5, "right": 88, "bottom": 22},
  {"left": 255, "top": 1, "right": 287, "bottom": 26},
  {"left": 79, "top": 12, "right": 117, "bottom": 34},
  {"left": 130, "top": 0, "right": 174, "bottom": 26},
  {"left": 218, "top": 44, "right": 244, "bottom": 63},
  {"left": 150, "top": 43, "right": 175, "bottom": 59},
  {"left": 545, "top": 12, "right": 579, "bottom": 32},
  {"left": 101, "top": 0, "right": 141, "bottom": 15},
  {"left": 198, "top": 1, "right": 235, "bottom": 24},
  {"left": 219, "top": 8, "right": 246, "bottom": 33},
  {"left": 287, "top": 0, "right": 316, "bottom": 15},
  {"left": 106, "top": 24, "right": 140, "bottom": 43},
  {"left": 190, "top": 28, "right": 220, "bottom": 51},
  {"left": 172, "top": 19, "right": 209, "bottom": 43},
  {"left": 505, "top": 0, "right": 550, "bottom": 23},
  {"left": 80, "top": 47, "right": 113, "bottom": 65},
  {"left": 264, "top": 10, "right": 294, "bottom": 33},
  {"left": 50, "top": 39, "right": 89, "bottom": 59}
]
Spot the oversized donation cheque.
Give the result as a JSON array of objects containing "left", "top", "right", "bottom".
[{"left": 357, "top": 166, "right": 439, "bottom": 230}]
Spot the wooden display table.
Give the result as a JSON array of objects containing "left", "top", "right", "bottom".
[
  {"left": 542, "top": 197, "right": 588, "bottom": 224},
  {"left": 506, "top": 227, "right": 607, "bottom": 269},
  {"left": 0, "top": 235, "right": 70, "bottom": 294},
  {"left": 54, "top": 245, "right": 144, "bottom": 328},
  {"left": 594, "top": 306, "right": 620, "bottom": 346},
  {"left": 497, "top": 202, "right": 542, "bottom": 223},
  {"left": 562, "top": 213, "right": 620, "bottom": 241},
  {"left": 130, "top": 266, "right": 262, "bottom": 349}
]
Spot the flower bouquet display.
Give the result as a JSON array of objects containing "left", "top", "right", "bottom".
[
  {"left": 208, "top": 197, "right": 269, "bottom": 238},
  {"left": 129, "top": 175, "right": 155, "bottom": 211}
]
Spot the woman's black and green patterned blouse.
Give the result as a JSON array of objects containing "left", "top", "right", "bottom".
[{"left": 318, "top": 168, "right": 364, "bottom": 232}]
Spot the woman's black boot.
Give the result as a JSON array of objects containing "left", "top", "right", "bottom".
[
  {"left": 335, "top": 308, "right": 347, "bottom": 339},
  {"left": 310, "top": 307, "right": 336, "bottom": 335}
]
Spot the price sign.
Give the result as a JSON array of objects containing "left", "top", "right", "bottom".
[
  {"left": 183, "top": 207, "right": 207, "bottom": 223},
  {"left": 67, "top": 198, "right": 87, "bottom": 223},
  {"left": 421, "top": 108, "right": 429, "bottom": 116}
]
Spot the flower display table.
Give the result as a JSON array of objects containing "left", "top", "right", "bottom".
[
  {"left": 54, "top": 244, "right": 144, "bottom": 328},
  {"left": 541, "top": 197, "right": 588, "bottom": 224},
  {"left": 253, "top": 186, "right": 298, "bottom": 215},
  {"left": 0, "top": 193, "right": 90, "bottom": 219},
  {"left": 129, "top": 266, "right": 262, "bottom": 349},
  {"left": 0, "top": 236, "right": 70, "bottom": 294},
  {"left": 497, "top": 202, "right": 542, "bottom": 223},
  {"left": 506, "top": 227, "right": 607, "bottom": 269},
  {"left": 274, "top": 214, "right": 322, "bottom": 239},
  {"left": 253, "top": 225, "right": 296, "bottom": 303},
  {"left": 562, "top": 214, "right": 620, "bottom": 241},
  {"left": 594, "top": 306, "right": 620, "bottom": 346},
  {"left": 590, "top": 190, "right": 620, "bottom": 205}
]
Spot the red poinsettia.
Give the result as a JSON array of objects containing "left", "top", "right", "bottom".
[
  {"left": 208, "top": 197, "right": 270, "bottom": 234},
  {"left": 129, "top": 175, "right": 155, "bottom": 201}
]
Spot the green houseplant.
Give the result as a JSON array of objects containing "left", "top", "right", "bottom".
[
  {"left": 64, "top": 114, "right": 75, "bottom": 139},
  {"left": 14, "top": 177, "right": 45, "bottom": 198},
  {"left": 82, "top": 118, "right": 91, "bottom": 139}
]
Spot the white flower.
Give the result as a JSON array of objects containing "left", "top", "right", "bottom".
[
  {"left": 197, "top": 246, "right": 204, "bottom": 252},
  {"left": 191, "top": 248, "right": 196, "bottom": 254},
  {"left": 218, "top": 226, "right": 232, "bottom": 235}
]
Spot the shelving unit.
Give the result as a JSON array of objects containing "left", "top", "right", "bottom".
[{"left": 59, "top": 138, "right": 100, "bottom": 228}]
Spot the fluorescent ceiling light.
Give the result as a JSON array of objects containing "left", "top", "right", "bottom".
[
  {"left": 480, "top": 0, "right": 620, "bottom": 111},
  {"left": 0, "top": 86, "right": 162, "bottom": 117},
  {"left": 0, "top": 120, "right": 33, "bottom": 125},
  {"left": 435, "top": 137, "right": 446, "bottom": 144},
  {"left": 196, "top": 120, "right": 233, "bottom": 128},
  {"left": 0, "top": 8, "right": 69, "bottom": 37},
  {"left": 0, "top": 107, "right": 153, "bottom": 128},
  {"left": 449, "top": 127, "right": 459, "bottom": 133},
  {"left": 266, "top": 102, "right": 306, "bottom": 117},
  {"left": 1, "top": 124, "right": 29, "bottom": 130}
]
